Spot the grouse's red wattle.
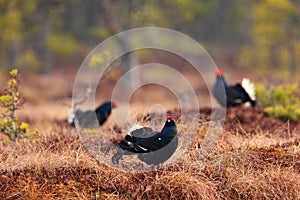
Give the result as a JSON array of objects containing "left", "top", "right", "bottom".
[{"left": 215, "top": 69, "right": 223, "bottom": 76}]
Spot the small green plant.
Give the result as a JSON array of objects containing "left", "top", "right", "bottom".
[
  {"left": 0, "top": 69, "right": 37, "bottom": 141},
  {"left": 255, "top": 83, "right": 300, "bottom": 121}
]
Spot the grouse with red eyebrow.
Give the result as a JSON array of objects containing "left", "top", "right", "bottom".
[
  {"left": 68, "top": 100, "right": 118, "bottom": 128},
  {"left": 213, "top": 69, "right": 256, "bottom": 107},
  {"left": 112, "top": 115, "right": 178, "bottom": 166}
]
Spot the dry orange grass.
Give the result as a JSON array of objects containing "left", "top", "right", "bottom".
[
  {"left": 0, "top": 119, "right": 300, "bottom": 199},
  {"left": 0, "top": 69, "right": 300, "bottom": 199}
]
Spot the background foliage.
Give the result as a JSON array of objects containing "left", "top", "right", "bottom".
[
  {"left": 255, "top": 83, "right": 300, "bottom": 121},
  {"left": 0, "top": 0, "right": 299, "bottom": 79}
]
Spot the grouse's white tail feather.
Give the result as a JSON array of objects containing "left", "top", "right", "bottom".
[
  {"left": 242, "top": 78, "right": 256, "bottom": 101},
  {"left": 68, "top": 109, "right": 75, "bottom": 124}
]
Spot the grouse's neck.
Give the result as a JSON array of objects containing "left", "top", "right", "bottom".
[
  {"left": 95, "top": 102, "right": 112, "bottom": 112},
  {"left": 161, "top": 121, "right": 177, "bottom": 137},
  {"left": 217, "top": 75, "right": 228, "bottom": 87}
]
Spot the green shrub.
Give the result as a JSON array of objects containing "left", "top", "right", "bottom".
[
  {"left": 17, "top": 50, "right": 42, "bottom": 73},
  {"left": 0, "top": 69, "right": 38, "bottom": 141},
  {"left": 255, "top": 83, "right": 300, "bottom": 121},
  {"left": 47, "top": 34, "right": 81, "bottom": 59}
]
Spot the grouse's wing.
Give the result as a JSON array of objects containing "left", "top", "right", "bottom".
[
  {"left": 133, "top": 132, "right": 163, "bottom": 152},
  {"left": 118, "top": 141, "right": 140, "bottom": 153},
  {"left": 130, "top": 127, "right": 154, "bottom": 137},
  {"left": 126, "top": 127, "right": 155, "bottom": 143},
  {"left": 122, "top": 131, "right": 162, "bottom": 153}
]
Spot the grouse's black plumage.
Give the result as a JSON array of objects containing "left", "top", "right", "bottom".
[
  {"left": 112, "top": 116, "right": 178, "bottom": 166},
  {"left": 213, "top": 70, "right": 256, "bottom": 107},
  {"left": 69, "top": 101, "right": 118, "bottom": 128}
]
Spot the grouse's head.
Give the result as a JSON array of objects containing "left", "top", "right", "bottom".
[
  {"left": 165, "top": 115, "right": 176, "bottom": 127},
  {"left": 166, "top": 115, "right": 175, "bottom": 122},
  {"left": 215, "top": 69, "right": 223, "bottom": 77},
  {"left": 163, "top": 115, "right": 177, "bottom": 133},
  {"left": 112, "top": 100, "right": 118, "bottom": 108}
]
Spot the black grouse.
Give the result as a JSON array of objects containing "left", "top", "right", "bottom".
[
  {"left": 68, "top": 100, "right": 118, "bottom": 128},
  {"left": 112, "top": 115, "right": 178, "bottom": 166},
  {"left": 213, "top": 69, "right": 256, "bottom": 107}
]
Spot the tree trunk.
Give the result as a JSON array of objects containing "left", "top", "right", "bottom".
[
  {"left": 41, "top": 17, "right": 52, "bottom": 74},
  {"left": 288, "top": 42, "right": 297, "bottom": 79},
  {"left": 97, "top": 1, "right": 141, "bottom": 91},
  {"left": 288, "top": 18, "right": 297, "bottom": 79},
  {"left": 8, "top": 40, "right": 19, "bottom": 67}
]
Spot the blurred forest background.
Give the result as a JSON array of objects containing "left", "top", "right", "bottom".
[{"left": 0, "top": 0, "right": 300, "bottom": 80}]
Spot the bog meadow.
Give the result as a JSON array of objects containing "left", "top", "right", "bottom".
[{"left": 1, "top": 1, "right": 300, "bottom": 199}]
